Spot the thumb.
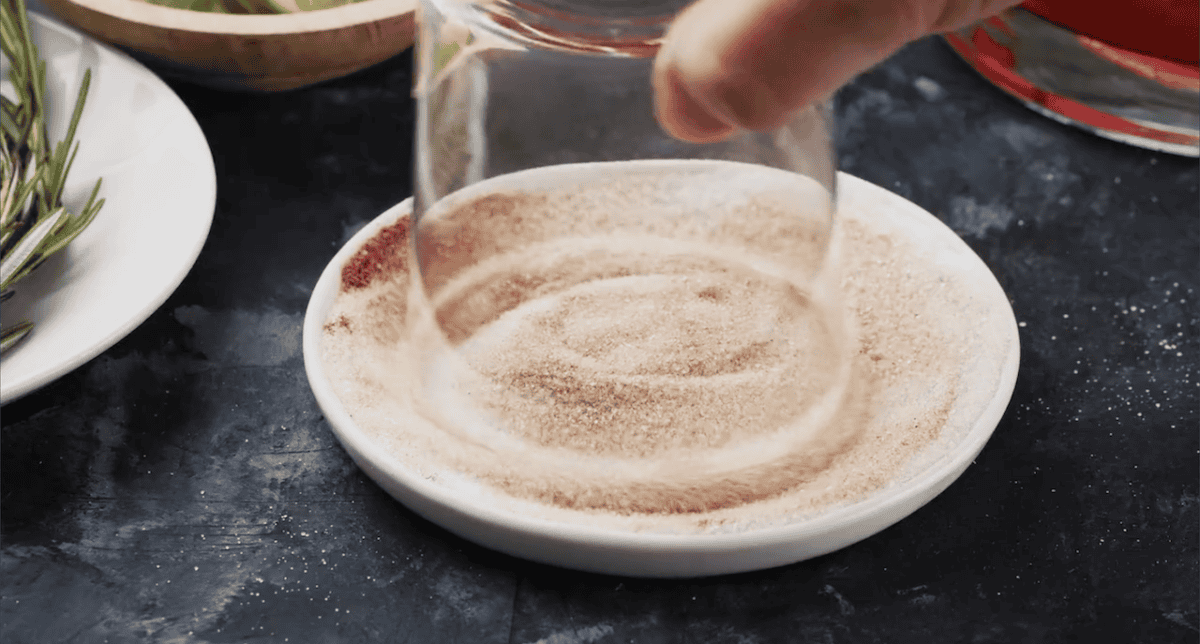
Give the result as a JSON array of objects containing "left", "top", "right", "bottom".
[{"left": 653, "top": 0, "right": 1021, "bottom": 142}]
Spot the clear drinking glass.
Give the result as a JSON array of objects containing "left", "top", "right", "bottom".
[{"left": 409, "top": 0, "right": 851, "bottom": 480}]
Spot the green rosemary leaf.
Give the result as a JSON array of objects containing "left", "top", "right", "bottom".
[
  {"left": 0, "top": 320, "right": 34, "bottom": 352},
  {"left": 0, "top": 205, "right": 65, "bottom": 289},
  {"left": 39, "top": 188, "right": 103, "bottom": 259}
]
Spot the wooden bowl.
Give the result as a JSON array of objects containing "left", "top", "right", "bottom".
[{"left": 38, "top": 0, "right": 416, "bottom": 91}]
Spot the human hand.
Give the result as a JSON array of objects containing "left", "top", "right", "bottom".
[{"left": 653, "top": 0, "right": 1023, "bottom": 141}]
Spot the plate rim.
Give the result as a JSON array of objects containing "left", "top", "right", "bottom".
[{"left": 303, "top": 174, "right": 1021, "bottom": 576}]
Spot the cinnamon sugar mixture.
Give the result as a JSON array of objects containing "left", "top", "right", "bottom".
[{"left": 322, "top": 167, "right": 973, "bottom": 533}]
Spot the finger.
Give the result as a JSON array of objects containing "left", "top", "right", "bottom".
[
  {"left": 655, "top": 0, "right": 1022, "bottom": 137},
  {"left": 653, "top": 59, "right": 738, "bottom": 142},
  {"left": 658, "top": 0, "right": 933, "bottom": 133}
]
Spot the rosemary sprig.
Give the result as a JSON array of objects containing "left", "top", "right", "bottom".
[{"left": 1, "top": 0, "right": 104, "bottom": 353}]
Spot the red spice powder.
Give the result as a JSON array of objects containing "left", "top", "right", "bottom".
[
  {"left": 340, "top": 218, "right": 411, "bottom": 291},
  {"left": 323, "top": 315, "right": 352, "bottom": 333}
]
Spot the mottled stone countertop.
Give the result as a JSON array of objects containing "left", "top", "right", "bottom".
[{"left": 2, "top": 36, "right": 1197, "bottom": 644}]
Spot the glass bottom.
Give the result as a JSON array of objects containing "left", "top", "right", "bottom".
[
  {"left": 409, "top": 160, "right": 850, "bottom": 476},
  {"left": 944, "top": 8, "right": 1200, "bottom": 157}
]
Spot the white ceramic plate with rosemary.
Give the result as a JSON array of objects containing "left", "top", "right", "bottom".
[{"left": 0, "top": 13, "right": 215, "bottom": 404}]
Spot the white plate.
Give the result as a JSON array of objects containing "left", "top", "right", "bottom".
[
  {"left": 303, "top": 175, "right": 1021, "bottom": 577},
  {"left": 0, "top": 14, "right": 216, "bottom": 404}
]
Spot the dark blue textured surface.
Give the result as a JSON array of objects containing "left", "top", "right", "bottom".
[{"left": 3, "top": 37, "right": 1197, "bottom": 643}]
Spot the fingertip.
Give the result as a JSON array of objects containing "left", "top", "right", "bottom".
[
  {"left": 656, "top": 0, "right": 792, "bottom": 136},
  {"left": 653, "top": 62, "right": 737, "bottom": 143}
]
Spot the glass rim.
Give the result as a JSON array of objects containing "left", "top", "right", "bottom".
[{"left": 422, "top": 0, "right": 690, "bottom": 54}]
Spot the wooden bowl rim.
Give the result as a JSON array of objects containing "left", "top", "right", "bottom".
[{"left": 49, "top": 0, "right": 417, "bottom": 35}]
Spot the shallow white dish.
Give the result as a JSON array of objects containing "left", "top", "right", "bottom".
[
  {"left": 303, "top": 175, "right": 1021, "bottom": 577},
  {"left": 0, "top": 14, "right": 216, "bottom": 405}
]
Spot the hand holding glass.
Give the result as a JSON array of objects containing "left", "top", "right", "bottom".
[{"left": 409, "top": 0, "right": 851, "bottom": 484}]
